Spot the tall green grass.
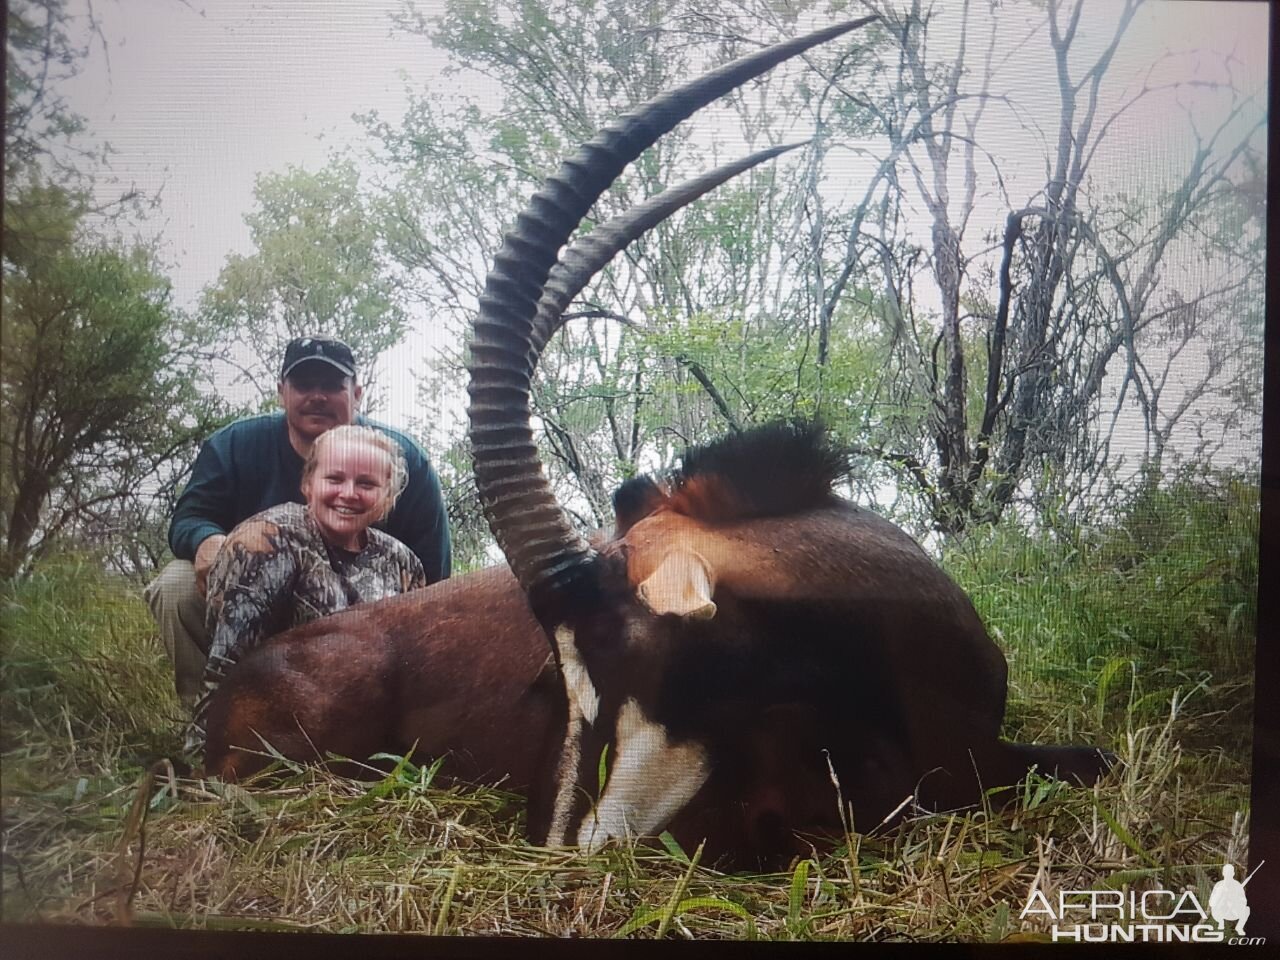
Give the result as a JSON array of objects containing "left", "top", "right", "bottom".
[
  {"left": 2, "top": 557, "right": 180, "bottom": 758},
  {"left": 945, "top": 470, "right": 1256, "bottom": 757}
]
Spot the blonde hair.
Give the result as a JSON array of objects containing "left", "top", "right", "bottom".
[{"left": 302, "top": 425, "right": 409, "bottom": 519}]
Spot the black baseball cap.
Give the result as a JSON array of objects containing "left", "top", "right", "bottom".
[{"left": 280, "top": 336, "right": 357, "bottom": 380}]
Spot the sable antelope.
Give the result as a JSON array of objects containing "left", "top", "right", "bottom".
[{"left": 203, "top": 18, "right": 1111, "bottom": 868}]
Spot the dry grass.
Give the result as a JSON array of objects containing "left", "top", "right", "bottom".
[{"left": 2, "top": 692, "right": 1251, "bottom": 940}]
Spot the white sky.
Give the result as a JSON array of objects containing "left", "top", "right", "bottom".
[{"left": 59, "top": 0, "right": 1269, "bottom": 441}]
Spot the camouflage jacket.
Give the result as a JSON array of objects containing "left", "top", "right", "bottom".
[{"left": 185, "top": 502, "right": 426, "bottom": 754}]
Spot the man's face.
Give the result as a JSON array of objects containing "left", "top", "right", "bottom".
[{"left": 278, "top": 362, "right": 363, "bottom": 444}]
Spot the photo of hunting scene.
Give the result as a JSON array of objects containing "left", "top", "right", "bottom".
[{"left": 2, "top": 0, "right": 1267, "bottom": 943}]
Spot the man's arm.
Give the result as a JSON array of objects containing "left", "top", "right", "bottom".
[
  {"left": 170, "top": 436, "right": 238, "bottom": 563},
  {"left": 193, "top": 534, "right": 227, "bottom": 595}
]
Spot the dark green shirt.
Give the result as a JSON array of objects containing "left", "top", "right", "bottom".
[{"left": 168, "top": 412, "right": 451, "bottom": 582}]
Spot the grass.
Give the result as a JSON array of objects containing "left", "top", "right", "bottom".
[
  {"left": 2, "top": 729, "right": 1248, "bottom": 939},
  {"left": 0, "top": 475, "right": 1258, "bottom": 940}
]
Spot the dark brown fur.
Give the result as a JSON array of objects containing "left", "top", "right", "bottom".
[{"left": 204, "top": 566, "right": 558, "bottom": 791}]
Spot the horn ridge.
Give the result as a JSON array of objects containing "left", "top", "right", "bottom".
[
  {"left": 529, "top": 141, "right": 808, "bottom": 355},
  {"left": 468, "top": 17, "right": 876, "bottom": 613}
]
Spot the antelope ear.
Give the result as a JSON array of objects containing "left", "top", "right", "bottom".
[{"left": 636, "top": 548, "right": 717, "bottom": 620}]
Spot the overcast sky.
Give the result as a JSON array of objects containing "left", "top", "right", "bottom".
[{"left": 60, "top": 0, "right": 1269, "bottom": 437}]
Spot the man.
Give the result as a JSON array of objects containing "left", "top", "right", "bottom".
[{"left": 146, "top": 335, "right": 451, "bottom": 707}]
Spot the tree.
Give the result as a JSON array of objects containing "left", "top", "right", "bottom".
[
  {"left": 789, "top": 0, "right": 1266, "bottom": 532},
  {"left": 5, "top": 0, "right": 90, "bottom": 187},
  {"left": 1, "top": 188, "right": 219, "bottom": 577},
  {"left": 196, "top": 160, "right": 411, "bottom": 409},
  {"left": 374, "top": 0, "right": 868, "bottom": 526},
  {"left": 6, "top": 1, "right": 149, "bottom": 241},
  {"left": 370, "top": 0, "right": 1260, "bottom": 543},
  {"left": 2, "top": 0, "right": 224, "bottom": 577}
]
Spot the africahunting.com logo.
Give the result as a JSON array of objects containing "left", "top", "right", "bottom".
[{"left": 1019, "top": 862, "right": 1264, "bottom": 944}]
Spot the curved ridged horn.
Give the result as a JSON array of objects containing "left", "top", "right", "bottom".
[
  {"left": 467, "top": 17, "right": 876, "bottom": 617},
  {"left": 528, "top": 141, "right": 807, "bottom": 356}
]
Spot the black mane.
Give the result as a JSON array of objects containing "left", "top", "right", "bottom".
[{"left": 670, "top": 420, "right": 847, "bottom": 522}]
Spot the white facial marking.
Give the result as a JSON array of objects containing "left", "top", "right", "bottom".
[
  {"left": 555, "top": 625, "right": 599, "bottom": 726},
  {"left": 547, "top": 713, "right": 585, "bottom": 846},
  {"left": 577, "top": 698, "right": 709, "bottom": 852},
  {"left": 546, "top": 626, "right": 598, "bottom": 845}
]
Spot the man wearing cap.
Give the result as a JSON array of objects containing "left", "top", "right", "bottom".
[{"left": 145, "top": 336, "right": 452, "bottom": 708}]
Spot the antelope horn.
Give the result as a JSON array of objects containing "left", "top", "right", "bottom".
[
  {"left": 529, "top": 141, "right": 807, "bottom": 355},
  {"left": 467, "top": 18, "right": 876, "bottom": 620}
]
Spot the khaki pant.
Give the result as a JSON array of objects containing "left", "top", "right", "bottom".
[{"left": 144, "top": 560, "right": 209, "bottom": 709}]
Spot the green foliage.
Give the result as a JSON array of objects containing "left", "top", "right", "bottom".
[
  {"left": 946, "top": 468, "right": 1257, "bottom": 747},
  {"left": 196, "top": 160, "right": 409, "bottom": 407},
  {"left": 376, "top": 0, "right": 850, "bottom": 515},
  {"left": 3, "top": 178, "right": 81, "bottom": 265},
  {"left": 3, "top": 0, "right": 226, "bottom": 578},
  {"left": 427, "top": 438, "right": 495, "bottom": 573},
  {"left": 0, "top": 556, "right": 177, "bottom": 755},
  {"left": 1, "top": 185, "right": 216, "bottom": 577}
]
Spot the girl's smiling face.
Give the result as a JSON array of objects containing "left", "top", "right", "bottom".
[{"left": 302, "top": 436, "right": 394, "bottom": 552}]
